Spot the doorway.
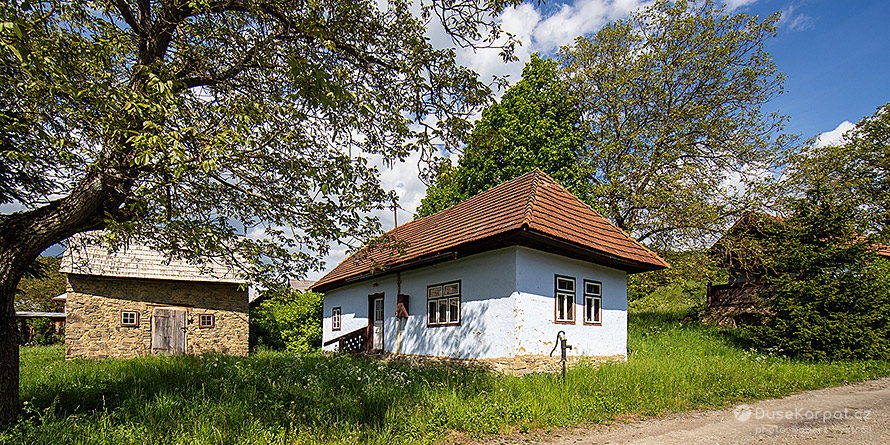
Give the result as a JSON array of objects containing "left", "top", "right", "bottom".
[
  {"left": 152, "top": 308, "right": 187, "bottom": 355},
  {"left": 369, "top": 293, "right": 384, "bottom": 351}
]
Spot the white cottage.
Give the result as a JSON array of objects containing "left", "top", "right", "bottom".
[{"left": 314, "top": 170, "right": 668, "bottom": 371}]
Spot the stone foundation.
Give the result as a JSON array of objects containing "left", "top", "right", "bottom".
[
  {"left": 372, "top": 353, "right": 626, "bottom": 375},
  {"left": 65, "top": 274, "right": 248, "bottom": 359}
]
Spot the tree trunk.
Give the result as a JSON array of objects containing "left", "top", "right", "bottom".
[
  {"left": 0, "top": 280, "right": 20, "bottom": 426},
  {"left": 0, "top": 172, "right": 132, "bottom": 426}
]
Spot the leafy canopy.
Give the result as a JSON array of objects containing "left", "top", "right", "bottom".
[
  {"left": 790, "top": 101, "right": 890, "bottom": 236},
  {"left": 559, "top": 0, "right": 791, "bottom": 248},
  {"left": 0, "top": 0, "right": 519, "bottom": 283},
  {"left": 15, "top": 257, "right": 65, "bottom": 313},
  {"left": 419, "top": 1, "right": 792, "bottom": 252},
  {"left": 251, "top": 288, "right": 323, "bottom": 353}
]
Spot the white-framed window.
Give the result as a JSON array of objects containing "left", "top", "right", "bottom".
[
  {"left": 427, "top": 280, "right": 461, "bottom": 326},
  {"left": 332, "top": 307, "right": 341, "bottom": 331},
  {"left": 199, "top": 314, "right": 215, "bottom": 328},
  {"left": 121, "top": 310, "right": 139, "bottom": 327},
  {"left": 555, "top": 275, "right": 575, "bottom": 323},
  {"left": 584, "top": 280, "right": 602, "bottom": 324}
]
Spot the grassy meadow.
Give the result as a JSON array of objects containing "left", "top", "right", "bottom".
[{"left": 4, "top": 307, "right": 890, "bottom": 444}]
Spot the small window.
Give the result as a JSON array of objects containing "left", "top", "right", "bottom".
[
  {"left": 199, "top": 314, "right": 215, "bottom": 328},
  {"left": 584, "top": 280, "right": 602, "bottom": 324},
  {"left": 332, "top": 307, "right": 342, "bottom": 331},
  {"left": 427, "top": 280, "right": 461, "bottom": 326},
  {"left": 555, "top": 275, "right": 576, "bottom": 323},
  {"left": 121, "top": 310, "right": 139, "bottom": 327}
]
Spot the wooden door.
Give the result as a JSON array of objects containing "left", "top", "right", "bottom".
[
  {"left": 152, "top": 309, "right": 187, "bottom": 355},
  {"left": 371, "top": 297, "right": 384, "bottom": 351}
]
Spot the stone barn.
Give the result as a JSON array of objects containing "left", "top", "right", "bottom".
[{"left": 61, "top": 240, "right": 248, "bottom": 359}]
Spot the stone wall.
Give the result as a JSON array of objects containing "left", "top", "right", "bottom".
[
  {"left": 375, "top": 353, "right": 626, "bottom": 376},
  {"left": 65, "top": 274, "right": 248, "bottom": 359}
]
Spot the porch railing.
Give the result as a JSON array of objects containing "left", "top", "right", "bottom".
[{"left": 323, "top": 325, "right": 371, "bottom": 353}]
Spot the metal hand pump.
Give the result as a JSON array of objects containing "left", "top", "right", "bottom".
[{"left": 549, "top": 330, "right": 572, "bottom": 383}]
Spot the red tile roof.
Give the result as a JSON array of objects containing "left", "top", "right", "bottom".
[{"left": 312, "top": 169, "right": 669, "bottom": 292}]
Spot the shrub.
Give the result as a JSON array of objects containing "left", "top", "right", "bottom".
[
  {"left": 250, "top": 288, "right": 323, "bottom": 352},
  {"left": 744, "top": 188, "right": 890, "bottom": 360},
  {"left": 24, "top": 317, "right": 64, "bottom": 346},
  {"left": 751, "top": 260, "right": 890, "bottom": 360}
]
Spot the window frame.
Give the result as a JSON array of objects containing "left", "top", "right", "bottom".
[
  {"left": 583, "top": 280, "right": 603, "bottom": 325},
  {"left": 554, "top": 275, "right": 576, "bottom": 324},
  {"left": 426, "top": 280, "right": 461, "bottom": 327},
  {"left": 120, "top": 310, "right": 139, "bottom": 327},
  {"left": 332, "top": 306, "right": 342, "bottom": 331},
  {"left": 198, "top": 314, "right": 215, "bottom": 328}
]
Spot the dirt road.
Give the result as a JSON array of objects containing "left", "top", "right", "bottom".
[{"left": 540, "top": 377, "right": 890, "bottom": 444}]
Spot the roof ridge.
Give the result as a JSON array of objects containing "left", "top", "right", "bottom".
[{"left": 521, "top": 170, "right": 543, "bottom": 227}]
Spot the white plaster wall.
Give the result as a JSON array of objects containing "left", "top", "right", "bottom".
[
  {"left": 322, "top": 245, "right": 628, "bottom": 359},
  {"left": 514, "top": 246, "right": 627, "bottom": 358},
  {"left": 322, "top": 248, "right": 518, "bottom": 359}
]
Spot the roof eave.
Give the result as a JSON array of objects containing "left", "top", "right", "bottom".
[{"left": 312, "top": 228, "right": 668, "bottom": 293}]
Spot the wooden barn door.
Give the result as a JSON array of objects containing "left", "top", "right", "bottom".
[{"left": 152, "top": 309, "right": 187, "bottom": 355}]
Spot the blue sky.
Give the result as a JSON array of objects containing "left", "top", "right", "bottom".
[
  {"left": 739, "top": 0, "right": 890, "bottom": 142},
  {"left": 455, "top": 0, "right": 890, "bottom": 145}
]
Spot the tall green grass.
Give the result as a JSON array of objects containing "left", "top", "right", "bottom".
[{"left": 5, "top": 309, "right": 889, "bottom": 444}]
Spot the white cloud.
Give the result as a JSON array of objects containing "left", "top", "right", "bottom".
[
  {"left": 453, "top": 0, "right": 650, "bottom": 94},
  {"left": 721, "top": 0, "right": 759, "bottom": 11},
  {"left": 815, "top": 121, "right": 854, "bottom": 148},
  {"left": 779, "top": 3, "right": 815, "bottom": 32}
]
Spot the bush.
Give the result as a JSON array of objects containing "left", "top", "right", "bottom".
[
  {"left": 250, "top": 288, "right": 323, "bottom": 352},
  {"left": 749, "top": 260, "right": 890, "bottom": 361},
  {"left": 24, "top": 317, "right": 64, "bottom": 346},
  {"left": 744, "top": 189, "right": 890, "bottom": 360}
]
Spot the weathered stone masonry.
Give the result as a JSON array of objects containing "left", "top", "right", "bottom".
[{"left": 65, "top": 274, "right": 248, "bottom": 359}]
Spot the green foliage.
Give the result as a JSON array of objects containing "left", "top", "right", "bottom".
[
  {"left": 790, "top": 101, "right": 890, "bottom": 236},
  {"left": 15, "top": 257, "right": 65, "bottom": 312},
  {"left": 744, "top": 189, "right": 890, "bottom": 360},
  {"left": 627, "top": 250, "right": 723, "bottom": 304},
  {"left": 250, "top": 289, "right": 323, "bottom": 353},
  {"left": 8, "top": 312, "right": 890, "bottom": 443},
  {"left": 417, "top": 53, "right": 584, "bottom": 217},
  {"left": 1, "top": 0, "right": 521, "bottom": 422},
  {"left": 421, "top": 1, "right": 792, "bottom": 250},
  {"left": 558, "top": 0, "right": 790, "bottom": 248},
  {"left": 0, "top": 0, "right": 520, "bottom": 286},
  {"left": 22, "top": 318, "right": 63, "bottom": 346}
]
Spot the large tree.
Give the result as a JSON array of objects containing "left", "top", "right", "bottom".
[
  {"left": 743, "top": 188, "right": 890, "bottom": 361},
  {"left": 0, "top": 0, "right": 518, "bottom": 424},
  {"left": 559, "top": 0, "right": 791, "bottom": 249},
  {"left": 790, "top": 101, "right": 890, "bottom": 236},
  {"left": 420, "top": 1, "right": 793, "bottom": 250}
]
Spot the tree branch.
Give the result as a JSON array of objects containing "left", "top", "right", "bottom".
[{"left": 112, "top": 0, "right": 141, "bottom": 33}]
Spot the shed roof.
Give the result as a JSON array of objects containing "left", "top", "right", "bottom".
[
  {"left": 313, "top": 169, "right": 668, "bottom": 292},
  {"left": 61, "top": 234, "right": 246, "bottom": 284},
  {"left": 15, "top": 311, "right": 66, "bottom": 319}
]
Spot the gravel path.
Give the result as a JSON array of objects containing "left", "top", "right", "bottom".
[{"left": 537, "top": 377, "right": 890, "bottom": 445}]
